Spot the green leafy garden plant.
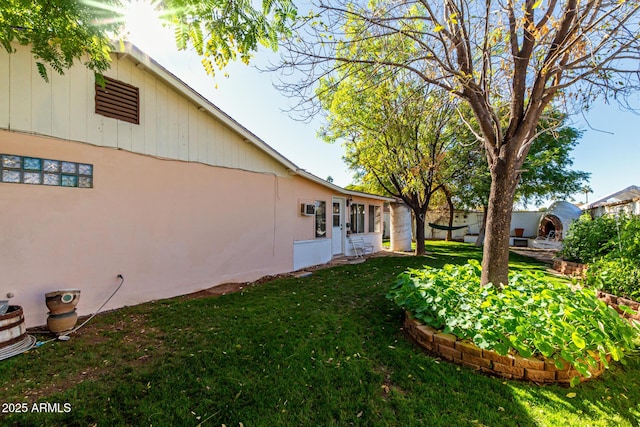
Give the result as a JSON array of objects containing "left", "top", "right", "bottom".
[
  {"left": 560, "top": 214, "right": 619, "bottom": 264},
  {"left": 562, "top": 213, "right": 640, "bottom": 301},
  {"left": 387, "top": 261, "right": 639, "bottom": 385}
]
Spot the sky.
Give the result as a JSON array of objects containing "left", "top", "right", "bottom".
[{"left": 122, "top": 2, "right": 640, "bottom": 208}]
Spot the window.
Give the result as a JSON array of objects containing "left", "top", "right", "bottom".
[
  {"left": 350, "top": 203, "right": 365, "bottom": 234},
  {"left": 315, "top": 201, "right": 326, "bottom": 238},
  {"left": 369, "top": 205, "right": 382, "bottom": 233},
  {"left": 95, "top": 76, "right": 140, "bottom": 124},
  {"left": 332, "top": 202, "right": 341, "bottom": 227},
  {"left": 1, "top": 154, "right": 93, "bottom": 188}
]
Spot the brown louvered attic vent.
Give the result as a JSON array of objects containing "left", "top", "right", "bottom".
[{"left": 95, "top": 76, "right": 140, "bottom": 124}]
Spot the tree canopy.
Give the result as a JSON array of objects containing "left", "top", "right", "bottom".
[
  {"left": 318, "top": 62, "right": 479, "bottom": 255},
  {"left": 0, "top": 0, "right": 297, "bottom": 80},
  {"left": 0, "top": 0, "right": 119, "bottom": 80},
  {"left": 454, "top": 114, "right": 590, "bottom": 211},
  {"left": 279, "top": 0, "right": 640, "bottom": 286}
]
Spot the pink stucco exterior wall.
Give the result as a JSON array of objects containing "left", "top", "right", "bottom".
[
  {"left": 291, "top": 177, "right": 336, "bottom": 242},
  {"left": 1, "top": 131, "right": 297, "bottom": 326},
  {"left": 0, "top": 44, "right": 392, "bottom": 329}
]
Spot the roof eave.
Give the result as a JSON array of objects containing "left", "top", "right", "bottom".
[
  {"left": 115, "top": 42, "right": 395, "bottom": 202},
  {"left": 115, "top": 42, "right": 299, "bottom": 173},
  {"left": 295, "top": 170, "right": 395, "bottom": 202}
]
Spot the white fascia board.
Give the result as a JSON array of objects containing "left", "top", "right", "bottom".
[
  {"left": 587, "top": 185, "right": 640, "bottom": 209},
  {"left": 295, "top": 169, "right": 396, "bottom": 202},
  {"left": 118, "top": 42, "right": 299, "bottom": 172}
]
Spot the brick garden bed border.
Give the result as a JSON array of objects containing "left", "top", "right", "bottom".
[
  {"left": 597, "top": 290, "right": 640, "bottom": 321},
  {"left": 552, "top": 259, "right": 640, "bottom": 319},
  {"left": 551, "top": 259, "right": 640, "bottom": 321},
  {"left": 404, "top": 312, "right": 608, "bottom": 385},
  {"left": 552, "top": 259, "right": 587, "bottom": 276}
]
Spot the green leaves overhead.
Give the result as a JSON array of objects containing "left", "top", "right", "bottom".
[
  {"left": 317, "top": 42, "right": 478, "bottom": 206},
  {"left": 0, "top": 0, "right": 120, "bottom": 80},
  {"left": 165, "top": 0, "right": 296, "bottom": 75},
  {"left": 453, "top": 112, "right": 590, "bottom": 210},
  {"left": 1, "top": 0, "right": 297, "bottom": 80}
]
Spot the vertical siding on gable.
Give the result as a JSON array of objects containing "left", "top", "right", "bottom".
[
  {"left": 230, "top": 131, "right": 240, "bottom": 168},
  {"left": 188, "top": 103, "right": 199, "bottom": 162},
  {"left": 68, "top": 62, "right": 88, "bottom": 142},
  {"left": 51, "top": 70, "right": 71, "bottom": 140},
  {"left": 86, "top": 67, "right": 103, "bottom": 146},
  {"left": 101, "top": 98, "right": 118, "bottom": 148},
  {"left": 31, "top": 64, "right": 52, "bottom": 136},
  {"left": 144, "top": 72, "right": 157, "bottom": 155},
  {"left": 215, "top": 124, "right": 225, "bottom": 164},
  {"left": 206, "top": 118, "right": 217, "bottom": 165},
  {"left": 115, "top": 59, "right": 133, "bottom": 150},
  {"left": 166, "top": 89, "right": 180, "bottom": 159},
  {"left": 224, "top": 134, "right": 236, "bottom": 168},
  {"left": 130, "top": 63, "right": 146, "bottom": 154},
  {"left": 2, "top": 47, "right": 289, "bottom": 177},
  {"left": 9, "top": 47, "right": 32, "bottom": 132},
  {"left": 155, "top": 82, "right": 169, "bottom": 157},
  {"left": 0, "top": 48, "right": 10, "bottom": 128},
  {"left": 177, "top": 96, "right": 189, "bottom": 160},
  {"left": 198, "top": 110, "right": 208, "bottom": 163}
]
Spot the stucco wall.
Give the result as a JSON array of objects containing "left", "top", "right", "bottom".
[
  {"left": 291, "top": 176, "right": 336, "bottom": 243},
  {"left": 0, "top": 44, "right": 390, "bottom": 327},
  {"left": 289, "top": 179, "right": 386, "bottom": 263},
  {"left": 426, "top": 210, "right": 543, "bottom": 240},
  {"left": 1, "top": 131, "right": 295, "bottom": 327}
]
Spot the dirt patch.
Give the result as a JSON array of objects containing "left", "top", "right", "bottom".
[
  {"left": 181, "top": 273, "right": 291, "bottom": 300},
  {"left": 182, "top": 250, "right": 412, "bottom": 300},
  {"left": 17, "top": 312, "right": 168, "bottom": 404}
]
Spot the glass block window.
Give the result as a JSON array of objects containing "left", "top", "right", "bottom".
[{"left": 0, "top": 154, "right": 93, "bottom": 188}]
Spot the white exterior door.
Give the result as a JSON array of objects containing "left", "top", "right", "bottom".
[{"left": 332, "top": 198, "right": 345, "bottom": 255}]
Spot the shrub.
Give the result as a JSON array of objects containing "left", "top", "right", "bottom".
[
  {"left": 560, "top": 214, "right": 619, "bottom": 263},
  {"left": 585, "top": 258, "right": 640, "bottom": 301},
  {"left": 611, "top": 213, "right": 640, "bottom": 261},
  {"left": 387, "top": 261, "right": 639, "bottom": 385},
  {"left": 564, "top": 213, "right": 640, "bottom": 300}
]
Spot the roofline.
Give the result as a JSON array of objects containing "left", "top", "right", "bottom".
[
  {"left": 587, "top": 185, "right": 640, "bottom": 209},
  {"left": 116, "top": 42, "right": 394, "bottom": 202},
  {"left": 116, "top": 42, "right": 299, "bottom": 173},
  {"left": 588, "top": 197, "right": 640, "bottom": 210},
  {"left": 296, "top": 170, "right": 396, "bottom": 202}
]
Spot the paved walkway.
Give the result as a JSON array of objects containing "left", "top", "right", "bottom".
[{"left": 509, "top": 247, "right": 559, "bottom": 265}]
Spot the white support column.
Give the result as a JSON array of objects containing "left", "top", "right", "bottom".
[{"left": 390, "top": 202, "right": 412, "bottom": 252}]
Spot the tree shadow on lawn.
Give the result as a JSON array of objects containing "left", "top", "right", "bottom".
[
  {"left": 507, "top": 354, "right": 640, "bottom": 426},
  {"left": 338, "top": 251, "right": 638, "bottom": 426}
]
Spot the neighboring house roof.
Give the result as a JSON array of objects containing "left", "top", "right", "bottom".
[
  {"left": 119, "top": 43, "right": 394, "bottom": 202},
  {"left": 587, "top": 185, "right": 640, "bottom": 209}
]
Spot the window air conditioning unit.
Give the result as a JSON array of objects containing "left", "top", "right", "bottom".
[{"left": 301, "top": 203, "right": 316, "bottom": 216}]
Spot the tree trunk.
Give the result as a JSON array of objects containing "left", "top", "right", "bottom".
[
  {"left": 475, "top": 205, "right": 488, "bottom": 247},
  {"left": 445, "top": 188, "right": 454, "bottom": 241},
  {"left": 414, "top": 211, "right": 426, "bottom": 255},
  {"left": 481, "top": 163, "right": 519, "bottom": 287}
]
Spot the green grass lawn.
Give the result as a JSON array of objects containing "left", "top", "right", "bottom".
[{"left": 1, "top": 241, "right": 639, "bottom": 426}]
